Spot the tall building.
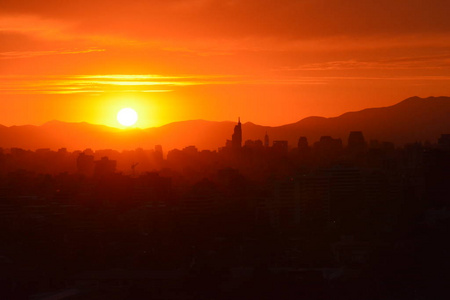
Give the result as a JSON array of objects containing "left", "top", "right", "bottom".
[
  {"left": 297, "top": 136, "right": 310, "bottom": 157},
  {"left": 264, "top": 132, "right": 269, "bottom": 148},
  {"left": 314, "top": 136, "right": 343, "bottom": 154},
  {"left": 155, "top": 145, "right": 163, "bottom": 156},
  {"left": 438, "top": 134, "right": 450, "bottom": 150},
  {"left": 314, "top": 136, "right": 343, "bottom": 165},
  {"left": 93, "top": 156, "right": 117, "bottom": 178},
  {"left": 348, "top": 131, "right": 367, "bottom": 153},
  {"left": 77, "top": 152, "right": 94, "bottom": 177},
  {"left": 298, "top": 136, "right": 308, "bottom": 150},
  {"left": 154, "top": 145, "right": 163, "bottom": 162},
  {"left": 272, "top": 140, "right": 288, "bottom": 155},
  {"left": 321, "top": 166, "right": 362, "bottom": 231},
  {"left": 232, "top": 117, "right": 242, "bottom": 149}
]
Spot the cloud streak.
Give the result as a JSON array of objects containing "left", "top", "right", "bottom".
[
  {"left": 0, "top": 74, "right": 242, "bottom": 94},
  {"left": 283, "top": 54, "right": 450, "bottom": 71},
  {"left": 0, "top": 48, "right": 105, "bottom": 59},
  {"left": 3, "top": 72, "right": 450, "bottom": 96}
]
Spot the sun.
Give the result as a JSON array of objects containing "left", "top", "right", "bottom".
[{"left": 117, "top": 108, "right": 138, "bottom": 126}]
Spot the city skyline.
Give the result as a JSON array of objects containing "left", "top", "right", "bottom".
[
  {"left": 0, "top": 96, "right": 448, "bottom": 151},
  {"left": 2, "top": 108, "right": 449, "bottom": 299}
]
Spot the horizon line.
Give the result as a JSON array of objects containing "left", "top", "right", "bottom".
[{"left": 0, "top": 95, "right": 446, "bottom": 129}]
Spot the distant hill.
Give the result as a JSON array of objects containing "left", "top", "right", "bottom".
[
  {"left": 262, "top": 96, "right": 450, "bottom": 147},
  {"left": 0, "top": 96, "right": 449, "bottom": 151}
]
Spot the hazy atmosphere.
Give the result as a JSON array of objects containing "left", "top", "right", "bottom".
[{"left": 2, "top": 0, "right": 450, "bottom": 128}]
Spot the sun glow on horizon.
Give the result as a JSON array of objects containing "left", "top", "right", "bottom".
[{"left": 117, "top": 108, "right": 138, "bottom": 127}]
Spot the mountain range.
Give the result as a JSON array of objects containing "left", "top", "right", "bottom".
[{"left": 1, "top": 96, "right": 450, "bottom": 151}]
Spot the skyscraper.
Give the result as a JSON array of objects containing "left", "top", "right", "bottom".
[
  {"left": 348, "top": 131, "right": 367, "bottom": 154},
  {"left": 264, "top": 132, "right": 269, "bottom": 148},
  {"left": 232, "top": 117, "right": 242, "bottom": 149},
  {"left": 298, "top": 136, "right": 308, "bottom": 150}
]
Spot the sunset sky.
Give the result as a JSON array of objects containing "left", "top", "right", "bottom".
[{"left": 1, "top": 0, "right": 450, "bottom": 128}]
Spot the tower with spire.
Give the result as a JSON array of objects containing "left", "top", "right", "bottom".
[{"left": 232, "top": 117, "right": 242, "bottom": 149}]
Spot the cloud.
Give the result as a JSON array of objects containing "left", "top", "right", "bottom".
[
  {"left": 0, "top": 15, "right": 71, "bottom": 40},
  {"left": 4, "top": 72, "right": 449, "bottom": 96},
  {"left": 2, "top": 1, "right": 450, "bottom": 65},
  {"left": 1, "top": 1, "right": 449, "bottom": 98},
  {"left": 283, "top": 54, "right": 450, "bottom": 71},
  {"left": 2, "top": 1, "right": 450, "bottom": 41},
  {"left": 0, "top": 48, "right": 105, "bottom": 59},
  {"left": 0, "top": 74, "right": 240, "bottom": 94}
]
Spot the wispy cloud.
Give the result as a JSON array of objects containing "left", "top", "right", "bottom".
[
  {"left": 2, "top": 73, "right": 450, "bottom": 95},
  {"left": 282, "top": 54, "right": 450, "bottom": 71},
  {"left": 0, "top": 48, "right": 105, "bottom": 59},
  {"left": 0, "top": 15, "right": 72, "bottom": 40},
  {"left": 2, "top": 73, "right": 381, "bottom": 96},
  {"left": 0, "top": 74, "right": 240, "bottom": 94}
]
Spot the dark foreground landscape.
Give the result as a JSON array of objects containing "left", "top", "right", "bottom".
[{"left": 1, "top": 100, "right": 450, "bottom": 299}]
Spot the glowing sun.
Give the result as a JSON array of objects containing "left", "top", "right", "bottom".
[{"left": 117, "top": 108, "right": 138, "bottom": 126}]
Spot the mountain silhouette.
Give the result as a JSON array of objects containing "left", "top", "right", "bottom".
[{"left": 0, "top": 96, "right": 449, "bottom": 151}]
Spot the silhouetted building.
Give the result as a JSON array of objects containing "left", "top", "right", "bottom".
[
  {"left": 94, "top": 156, "right": 117, "bottom": 177},
  {"left": 232, "top": 118, "right": 242, "bottom": 149},
  {"left": 272, "top": 140, "right": 288, "bottom": 155},
  {"left": 438, "top": 134, "right": 450, "bottom": 150},
  {"left": 183, "top": 145, "right": 198, "bottom": 155},
  {"left": 244, "top": 139, "right": 263, "bottom": 149},
  {"left": 322, "top": 166, "right": 362, "bottom": 232},
  {"left": 298, "top": 137, "right": 308, "bottom": 150},
  {"left": 36, "top": 148, "right": 51, "bottom": 154},
  {"left": 155, "top": 144, "right": 163, "bottom": 158},
  {"left": 297, "top": 137, "right": 311, "bottom": 158},
  {"left": 348, "top": 131, "right": 367, "bottom": 153},
  {"left": 269, "top": 178, "right": 300, "bottom": 228},
  {"left": 181, "top": 179, "right": 219, "bottom": 228},
  {"left": 133, "top": 172, "right": 171, "bottom": 204},
  {"left": 264, "top": 132, "right": 269, "bottom": 148},
  {"left": 423, "top": 138, "right": 450, "bottom": 207},
  {"left": 316, "top": 136, "right": 342, "bottom": 149},
  {"left": 299, "top": 174, "right": 330, "bottom": 225},
  {"left": 314, "top": 136, "right": 343, "bottom": 163},
  {"left": 83, "top": 148, "right": 94, "bottom": 156},
  {"left": 77, "top": 152, "right": 94, "bottom": 177}
]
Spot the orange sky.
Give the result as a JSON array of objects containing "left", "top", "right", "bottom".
[{"left": 1, "top": 0, "right": 450, "bottom": 128}]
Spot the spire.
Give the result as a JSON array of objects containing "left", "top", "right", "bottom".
[{"left": 232, "top": 117, "right": 242, "bottom": 148}]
